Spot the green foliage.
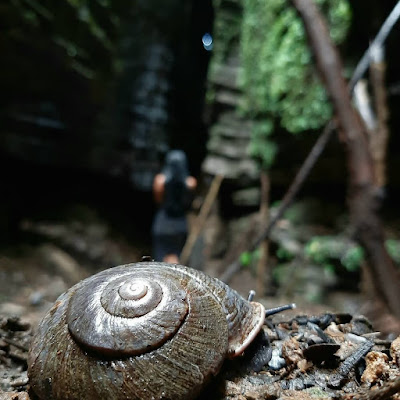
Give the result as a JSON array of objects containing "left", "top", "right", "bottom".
[
  {"left": 240, "top": 250, "right": 253, "bottom": 267},
  {"left": 341, "top": 246, "right": 364, "bottom": 271},
  {"left": 240, "top": 248, "right": 260, "bottom": 268},
  {"left": 240, "top": 0, "right": 351, "bottom": 128},
  {"left": 248, "top": 120, "right": 278, "bottom": 169},
  {"left": 239, "top": 0, "right": 351, "bottom": 168},
  {"left": 385, "top": 239, "right": 400, "bottom": 265},
  {"left": 276, "top": 245, "right": 295, "bottom": 262},
  {"left": 242, "top": 232, "right": 399, "bottom": 295},
  {"left": 305, "top": 236, "right": 364, "bottom": 272},
  {"left": 305, "top": 236, "right": 400, "bottom": 273}
]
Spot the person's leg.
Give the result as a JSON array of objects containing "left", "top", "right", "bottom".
[{"left": 152, "top": 234, "right": 167, "bottom": 262}]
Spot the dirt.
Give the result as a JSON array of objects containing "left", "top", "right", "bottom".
[
  {"left": 0, "top": 316, "right": 30, "bottom": 398},
  {"left": 0, "top": 215, "right": 145, "bottom": 398},
  {"left": 0, "top": 213, "right": 399, "bottom": 399}
]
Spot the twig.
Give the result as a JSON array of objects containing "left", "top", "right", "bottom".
[
  {"left": 337, "top": 340, "right": 373, "bottom": 376},
  {"left": 3, "top": 338, "right": 29, "bottom": 352},
  {"left": 349, "top": 0, "right": 400, "bottom": 92},
  {"left": 250, "top": 120, "right": 336, "bottom": 252},
  {"left": 256, "top": 171, "right": 270, "bottom": 295},
  {"left": 353, "top": 80, "right": 377, "bottom": 132},
  {"left": 180, "top": 174, "right": 223, "bottom": 265},
  {"left": 220, "top": 121, "right": 335, "bottom": 282},
  {"left": 8, "top": 351, "right": 28, "bottom": 364},
  {"left": 220, "top": 1, "right": 400, "bottom": 284},
  {"left": 342, "top": 377, "right": 400, "bottom": 400},
  {"left": 220, "top": 259, "right": 241, "bottom": 283},
  {"left": 369, "top": 44, "right": 389, "bottom": 187},
  {"left": 329, "top": 340, "right": 374, "bottom": 389}
]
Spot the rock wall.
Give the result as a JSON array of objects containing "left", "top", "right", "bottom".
[
  {"left": 0, "top": 0, "right": 212, "bottom": 191},
  {"left": 202, "top": 0, "right": 260, "bottom": 211}
]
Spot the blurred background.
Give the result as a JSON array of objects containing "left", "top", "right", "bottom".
[{"left": 1, "top": 0, "right": 400, "bottom": 331}]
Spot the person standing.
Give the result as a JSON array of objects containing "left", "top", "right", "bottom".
[{"left": 152, "top": 150, "right": 197, "bottom": 263}]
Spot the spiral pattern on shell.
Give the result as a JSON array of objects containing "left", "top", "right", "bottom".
[
  {"left": 28, "top": 262, "right": 265, "bottom": 400},
  {"left": 67, "top": 266, "right": 189, "bottom": 356}
]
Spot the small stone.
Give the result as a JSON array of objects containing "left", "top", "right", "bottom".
[
  {"left": 268, "top": 348, "right": 286, "bottom": 370},
  {"left": 0, "top": 317, "right": 30, "bottom": 331},
  {"left": 361, "top": 351, "right": 390, "bottom": 384},
  {"left": 0, "top": 304, "right": 26, "bottom": 318},
  {"left": 390, "top": 336, "right": 400, "bottom": 368},
  {"left": 0, "top": 392, "right": 31, "bottom": 399},
  {"left": 10, "top": 371, "right": 28, "bottom": 387},
  {"left": 29, "top": 291, "right": 44, "bottom": 306}
]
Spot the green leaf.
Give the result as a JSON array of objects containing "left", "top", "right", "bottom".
[{"left": 240, "top": 251, "right": 253, "bottom": 266}]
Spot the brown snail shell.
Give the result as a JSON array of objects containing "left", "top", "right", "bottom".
[{"left": 28, "top": 261, "right": 265, "bottom": 400}]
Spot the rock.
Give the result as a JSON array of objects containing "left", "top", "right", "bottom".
[
  {"left": 0, "top": 392, "right": 30, "bottom": 399},
  {"left": 38, "top": 244, "right": 83, "bottom": 284},
  {"left": 202, "top": 154, "right": 258, "bottom": 182},
  {"left": 361, "top": 351, "right": 390, "bottom": 384},
  {"left": 10, "top": 372, "right": 28, "bottom": 388},
  {"left": 268, "top": 346, "right": 286, "bottom": 370},
  {"left": 231, "top": 187, "right": 261, "bottom": 207},
  {"left": 391, "top": 336, "right": 400, "bottom": 368},
  {"left": 202, "top": 48, "right": 259, "bottom": 190},
  {"left": 0, "top": 305, "right": 26, "bottom": 319},
  {"left": 28, "top": 292, "right": 43, "bottom": 307}
]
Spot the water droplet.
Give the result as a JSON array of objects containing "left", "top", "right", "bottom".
[{"left": 202, "top": 33, "right": 213, "bottom": 51}]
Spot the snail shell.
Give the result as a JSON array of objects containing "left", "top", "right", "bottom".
[{"left": 28, "top": 261, "right": 265, "bottom": 400}]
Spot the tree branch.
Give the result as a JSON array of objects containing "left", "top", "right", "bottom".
[
  {"left": 291, "top": 0, "right": 400, "bottom": 318},
  {"left": 369, "top": 44, "right": 389, "bottom": 187},
  {"left": 349, "top": 0, "right": 400, "bottom": 92}
]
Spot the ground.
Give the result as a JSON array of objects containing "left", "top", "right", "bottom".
[{"left": 0, "top": 208, "right": 399, "bottom": 399}]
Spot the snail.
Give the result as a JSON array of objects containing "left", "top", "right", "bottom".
[{"left": 28, "top": 261, "right": 269, "bottom": 400}]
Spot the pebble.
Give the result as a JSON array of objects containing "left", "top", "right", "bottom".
[{"left": 0, "top": 304, "right": 26, "bottom": 318}]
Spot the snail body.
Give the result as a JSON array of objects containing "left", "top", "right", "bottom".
[{"left": 28, "top": 261, "right": 265, "bottom": 400}]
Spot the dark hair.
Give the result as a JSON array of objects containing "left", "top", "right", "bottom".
[{"left": 163, "top": 150, "right": 189, "bottom": 182}]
